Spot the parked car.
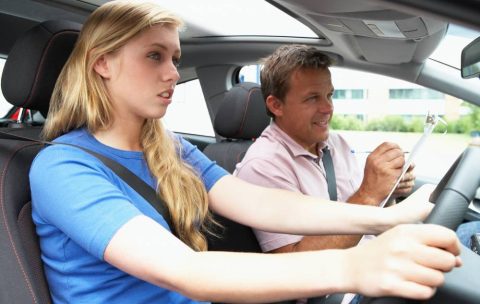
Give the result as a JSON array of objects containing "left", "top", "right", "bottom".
[{"left": 0, "top": 0, "right": 479, "bottom": 303}]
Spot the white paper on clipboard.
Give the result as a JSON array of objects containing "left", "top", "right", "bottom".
[{"left": 379, "top": 113, "right": 442, "bottom": 207}]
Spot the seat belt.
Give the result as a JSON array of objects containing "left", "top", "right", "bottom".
[
  {"left": 0, "top": 130, "right": 176, "bottom": 235},
  {"left": 321, "top": 147, "right": 337, "bottom": 201},
  {"left": 72, "top": 145, "right": 176, "bottom": 235},
  {"left": 306, "top": 148, "right": 345, "bottom": 304}
]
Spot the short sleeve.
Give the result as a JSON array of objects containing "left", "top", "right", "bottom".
[
  {"left": 30, "top": 145, "right": 142, "bottom": 259},
  {"left": 235, "top": 157, "right": 300, "bottom": 193},
  {"left": 176, "top": 135, "right": 229, "bottom": 191}
]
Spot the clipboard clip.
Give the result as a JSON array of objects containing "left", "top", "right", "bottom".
[
  {"left": 425, "top": 112, "right": 437, "bottom": 125},
  {"left": 425, "top": 112, "right": 447, "bottom": 133}
]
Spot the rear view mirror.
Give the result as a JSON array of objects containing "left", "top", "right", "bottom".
[{"left": 461, "top": 36, "right": 480, "bottom": 79}]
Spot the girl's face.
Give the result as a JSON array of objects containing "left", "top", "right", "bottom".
[{"left": 95, "top": 24, "right": 181, "bottom": 125}]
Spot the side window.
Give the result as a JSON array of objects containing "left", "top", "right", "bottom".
[
  {"left": 329, "top": 67, "right": 473, "bottom": 179},
  {"left": 0, "top": 58, "right": 12, "bottom": 117},
  {"left": 0, "top": 57, "right": 46, "bottom": 125},
  {"left": 163, "top": 79, "right": 214, "bottom": 137},
  {"left": 1, "top": 64, "right": 213, "bottom": 133},
  {"left": 239, "top": 64, "right": 476, "bottom": 179},
  {"left": 238, "top": 65, "right": 261, "bottom": 83}
]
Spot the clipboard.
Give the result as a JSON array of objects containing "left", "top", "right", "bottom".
[{"left": 379, "top": 113, "right": 444, "bottom": 207}]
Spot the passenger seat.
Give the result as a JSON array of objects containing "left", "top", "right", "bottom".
[
  {"left": 204, "top": 82, "right": 270, "bottom": 252},
  {"left": 204, "top": 82, "right": 270, "bottom": 173}
]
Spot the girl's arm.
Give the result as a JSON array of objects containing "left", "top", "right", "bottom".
[
  {"left": 104, "top": 215, "right": 460, "bottom": 303},
  {"left": 208, "top": 175, "right": 433, "bottom": 236}
]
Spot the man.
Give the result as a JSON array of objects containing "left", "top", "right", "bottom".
[{"left": 235, "top": 44, "right": 415, "bottom": 254}]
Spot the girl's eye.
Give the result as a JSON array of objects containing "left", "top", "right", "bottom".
[
  {"left": 173, "top": 57, "right": 181, "bottom": 68},
  {"left": 148, "top": 52, "right": 161, "bottom": 61}
]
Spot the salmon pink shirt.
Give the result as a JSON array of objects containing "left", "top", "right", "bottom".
[{"left": 235, "top": 122, "right": 363, "bottom": 252}]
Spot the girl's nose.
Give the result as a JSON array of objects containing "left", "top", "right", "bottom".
[{"left": 163, "top": 61, "right": 180, "bottom": 83}]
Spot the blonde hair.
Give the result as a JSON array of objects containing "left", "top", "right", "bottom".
[{"left": 43, "top": 0, "right": 214, "bottom": 251}]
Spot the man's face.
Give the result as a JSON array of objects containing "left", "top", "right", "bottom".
[{"left": 271, "top": 67, "right": 334, "bottom": 153}]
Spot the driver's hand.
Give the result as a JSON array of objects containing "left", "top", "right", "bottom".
[
  {"left": 346, "top": 224, "right": 462, "bottom": 299},
  {"left": 392, "top": 163, "right": 416, "bottom": 198},
  {"left": 387, "top": 184, "right": 435, "bottom": 225}
]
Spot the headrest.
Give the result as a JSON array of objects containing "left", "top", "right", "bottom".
[
  {"left": 1, "top": 20, "right": 82, "bottom": 117},
  {"left": 214, "top": 82, "right": 270, "bottom": 140}
]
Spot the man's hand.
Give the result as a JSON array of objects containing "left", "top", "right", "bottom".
[
  {"left": 392, "top": 163, "right": 416, "bottom": 198},
  {"left": 352, "top": 142, "right": 405, "bottom": 205}
]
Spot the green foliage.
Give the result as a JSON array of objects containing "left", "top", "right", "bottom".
[
  {"left": 331, "top": 101, "right": 479, "bottom": 135},
  {"left": 406, "top": 117, "right": 424, "bottom": 132},
  {"left": 330, "top": 115, "right": 363, "bottom": 131},
  {"left": 471, "top": 105, "right": 480, "bottom": 131},
  {"left": 366, "top": 116, "right": 408, "bottom": 132},
  {"left": 434, "top": 103, "right": 480, "bottom": 134}
]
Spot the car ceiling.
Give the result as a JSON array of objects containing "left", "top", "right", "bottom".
[
  {"left": 0, "top": 0, "right": 479, "bottom": 105},
  {"left": 271, "top": 0, "right": 448, "bottom": 64}
]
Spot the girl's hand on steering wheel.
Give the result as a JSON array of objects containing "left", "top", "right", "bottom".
[{"left": 344, "top": 223, "right": 461, "bottom": 299}]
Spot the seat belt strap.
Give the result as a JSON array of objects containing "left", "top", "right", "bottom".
[
  {"left": 72, "top": 146, "right": 176, "bottom": 235},
  {"left": 307, "top": 150, "right": 343, "bottom": 303},
  {"left": 0, "top": 130, "right": 176, "bottom": 235},
  {"left": 321, "top": 147, "right": 338, "bottom": 201}
]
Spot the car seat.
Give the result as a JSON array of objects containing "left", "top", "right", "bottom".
[
  {"left": 0, "top": 20, "right": 81, "bottom": 303},
  {"left": 204, "top": 82, "right": 271, "bottom": 252},
  {"left": 204, "top": 83, "right": 302, "bottom": 304},
  {"left": 204, "top": 82, "right": 270, "bottom": 173}
]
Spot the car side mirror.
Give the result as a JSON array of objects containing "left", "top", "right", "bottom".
[{"left": 461, "top": 36, "right": 480, "bottom": 79}]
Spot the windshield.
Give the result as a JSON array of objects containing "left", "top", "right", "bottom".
[
  {"left": 430, "top": 24, "right": 480, "bottom": 69},
  {"left": 88, "top": 0, "right": 318, "bottom": 38}
]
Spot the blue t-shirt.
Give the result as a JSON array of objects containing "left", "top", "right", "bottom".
[{"left": 29, "top": 128, "right": 228, "bottom": 304}]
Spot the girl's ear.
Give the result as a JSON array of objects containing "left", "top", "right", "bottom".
[
  {"left": 93, "top": 54, "right": 111, "bottom": 79},
  {"left": 265, "top": 95, "right": 284, "bottom": 118}
]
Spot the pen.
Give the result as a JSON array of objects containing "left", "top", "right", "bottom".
[{"left": 351, "top": 150, "right": 410, "bottom": 154}]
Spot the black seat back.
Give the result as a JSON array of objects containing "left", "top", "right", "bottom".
[
  {"left": 0, "top": 140, "right": 47, "bottom": 303},
  {"left": 204, "top": 82, "right": 270, "bottom": 252},
  {"left": 204, "top": 82, "right": 270, "bottom": 173},
  {"left": 0, "top": 20, "right": 81, "bottom": 303}
]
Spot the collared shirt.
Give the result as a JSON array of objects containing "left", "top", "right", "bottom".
[{"left": 234, "top": 122, "right": 363, "bottom": 252}]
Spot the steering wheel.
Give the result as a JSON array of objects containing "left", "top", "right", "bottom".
[{"left": 360, "top": 144, "right": 480, "bottom": 304}]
